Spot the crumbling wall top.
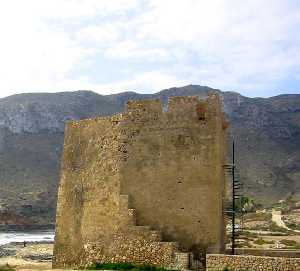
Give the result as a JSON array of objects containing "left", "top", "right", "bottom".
[
  {"left": 65, "top": 94, "right": 226, "bottom": 129},
  {"left": 167, "top": 96, "right": 202, "bottom": 116},
  {"left": 126, "top": 99, "right": 163, "bottom": 114}
]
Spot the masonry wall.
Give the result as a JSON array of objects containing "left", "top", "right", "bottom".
[
  {"left": 206, "top": 254, "right": 300, "bottom": 271},
  {"left": 120, "top": 95, "right": 226, "bottom": 254},
  {"left": 53, "top": 117, "right": 125, "bottom": 267},
  {"left": 53, "top": 94, "right": 228, "bottom": 269},
  {"left": 228, "top": 248, "right": 300, "bottom": 258}
]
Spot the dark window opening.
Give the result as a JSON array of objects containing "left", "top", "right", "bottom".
[{"left": 196, "top": 104, "right": 207, "bottom": 121}]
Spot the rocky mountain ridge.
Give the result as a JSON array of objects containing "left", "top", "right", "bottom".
[{"left": 0, "top": 85, "right": 299, "bottom": 227}]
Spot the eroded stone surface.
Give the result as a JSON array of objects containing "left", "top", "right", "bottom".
[
  {"left": 53, "top": 94, "right": 228, "bottom": 269},
  {"left": 206, "top": 254, "right": 300, "bottom": 271}
]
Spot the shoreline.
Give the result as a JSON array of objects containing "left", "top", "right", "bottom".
[
  {"left": 0, "top": 225, "right": 55, "bottom": 232},
  {"left": 0, "top": 230, "right": 55, "bottom": 247}
]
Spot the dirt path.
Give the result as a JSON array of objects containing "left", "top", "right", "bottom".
[
  {"left": 272, "top": 209, "right": 290, "bottom": 229},
  {"left": 272, "top": 209, "right": 300, "bottom": 233}
]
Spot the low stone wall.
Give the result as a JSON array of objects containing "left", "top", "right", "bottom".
[
  {"left": 206, "top": 254, "right": 300, "bottom": 271},
  {"left": 225, "top": 248, "right": 300, "bottom": 258}
]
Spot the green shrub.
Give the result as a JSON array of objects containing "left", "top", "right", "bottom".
[
  {"left": 223, "top": 266, "right": 252, "bottom": 271},
  {"left": 269, "top": 222, "right": 290, "bottom": 233},
  {"left": 86, "top": 262, "right": 134, "bottom": 270},
  {"left": 241, "top": 231, "right": 258, "bottom": 239},
  {"left": 85, "top": 262, "right": 172, "bottom": 271},
  {"left": 280, "top": 239, "right": 297, "bottom": 246},
  {"left": 280, "top": 239, "right": 300, "bottom": 249},
  {"left": 253, "top": 238, "right": 273, "bottom": 245},
  {"left": 244, "top": 212, "right": 271, "bottom": 222},
  {"left": 235, "top": 240, "right": 252, "bottom": 248},
  {"left": 285, "top": 222, "right": 300, "bottom": 231},
  {"left": 292, "top": 243, "right": 300, "bottom": 249},
  {"left": 0, "top": 265, "right": 15, "bottom": 271},
  {"left": 254, "top": 238, "right": 264, "bottom": 245}
]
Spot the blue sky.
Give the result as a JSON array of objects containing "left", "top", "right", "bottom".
[{"left": 0, "top": 0, "right": 299, "bottom": 98}]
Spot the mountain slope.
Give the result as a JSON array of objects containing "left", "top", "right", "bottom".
[{"left": 0, "top": 85, "right": 299, "bottom": 227}]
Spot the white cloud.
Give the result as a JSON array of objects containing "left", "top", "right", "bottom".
[
  {"left": 6, "top": 0, "right": 139, "bottom": 19},
  {"left": 0, "top": 0, "right": 142, "bottom": 97},
  {"left": 77, "top": 24, "right": 121, "bottom": 44},
  {"left": 0, "top": 0, "right": 299, "bottom": 97},
  {"left": 135, "top": 0, "right": 226, "bottom": 44},
  {"left": 104, "top": 40, "right": 170, "bottom": 60},
  {"left": 93, "top": 71, "right": 188, "bottom": 94}
]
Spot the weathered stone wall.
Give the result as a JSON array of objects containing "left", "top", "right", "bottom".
[
  {"left": 53, "top": 116, "right": 125, "bottom": 267},
  {"left": 120, "top": 95, "right": 226, "bottom": 254},
  {"left": 206, "top": 254, "right": 300, "bottom": 271},
  {"left": 228, "top": 248, "right": 300, "bottom": 258},
  {"left": 53, "top": 94, "right": 227, "bottom": 269}
]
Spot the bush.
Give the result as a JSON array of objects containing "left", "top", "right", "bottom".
[
  {"left": 86, "top": 263, "right": 135, "bottom": 270},
  {"left": 253, "top": 238, "right": 274, "bottom": 245},
  {"left": 234, "top": 240, "right": 253, "bottom": 248},
  {"left": 254, "top": 238, "right": 266, "bottom": 245},
  {"left": 292, "top": 243, "right": 300, "bottom": 249},
  {"left": 241, "top": 231, "right": 258, "bottom": 239},
  {"left": 223, "top": 267, "right": 252, "bottom": 271},
  {"left": 280, "top": 239, "right": 297, "bottom": 246},
  {"left": 244, "top": 212, "right": 271, "bottom": 222},
  {"left": 269, "top": 222, "right": 290, "bottom": 233},
  {"left": 285, "top": 222, "right": 300, "bottom": 231},
  {"left": 0, "top": 265, "right": 15, "bottom": 271},
  {"left": 85, "top": 263, "right": 172, "bottom": 271},
  {"left": 235, "top": 196, "right": 255, "bottom": 212}
]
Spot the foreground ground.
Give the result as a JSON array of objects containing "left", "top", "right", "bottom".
[
  {"left": 1, "top": 202, "right": 299, "bottom": 270},
  {"left": 0, "top": 242, "right": 53, "bottom": 270},
  {"left": 232, "top": 204, "right": 300, "bottom": 250}
]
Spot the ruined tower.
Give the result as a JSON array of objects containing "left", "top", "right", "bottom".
[{"left": 53, "top": 94, "right": 228, "bottom": 269}]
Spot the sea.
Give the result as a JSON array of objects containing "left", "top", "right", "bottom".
[{"left": 0, "top": 230, "right": 55, "bottom": 245}]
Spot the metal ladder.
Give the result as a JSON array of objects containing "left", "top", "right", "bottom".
[{"left": 223, "top": 140, "right": 244, "bottom": 255}]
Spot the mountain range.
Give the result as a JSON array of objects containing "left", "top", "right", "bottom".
[{"left": 0, "top": 85, "right": 299, "bottom": 227}]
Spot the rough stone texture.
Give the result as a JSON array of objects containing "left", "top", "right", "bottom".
[
  {"left": 53, "top": 94, "right": 227, "bottom": 269},
  {"left": 229, "top": 248, "right": 300, "bottom": 258},
  {"left": 206, "top": 254, "right": 300, "bottom": 271}
]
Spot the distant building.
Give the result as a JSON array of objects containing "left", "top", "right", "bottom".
[{"left": 53, "top": 94, "right": 228, "bottom": 270}]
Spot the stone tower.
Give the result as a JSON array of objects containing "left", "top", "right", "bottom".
[{"left": 53, "top": 94, "right": 228, "bottom": 269}]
